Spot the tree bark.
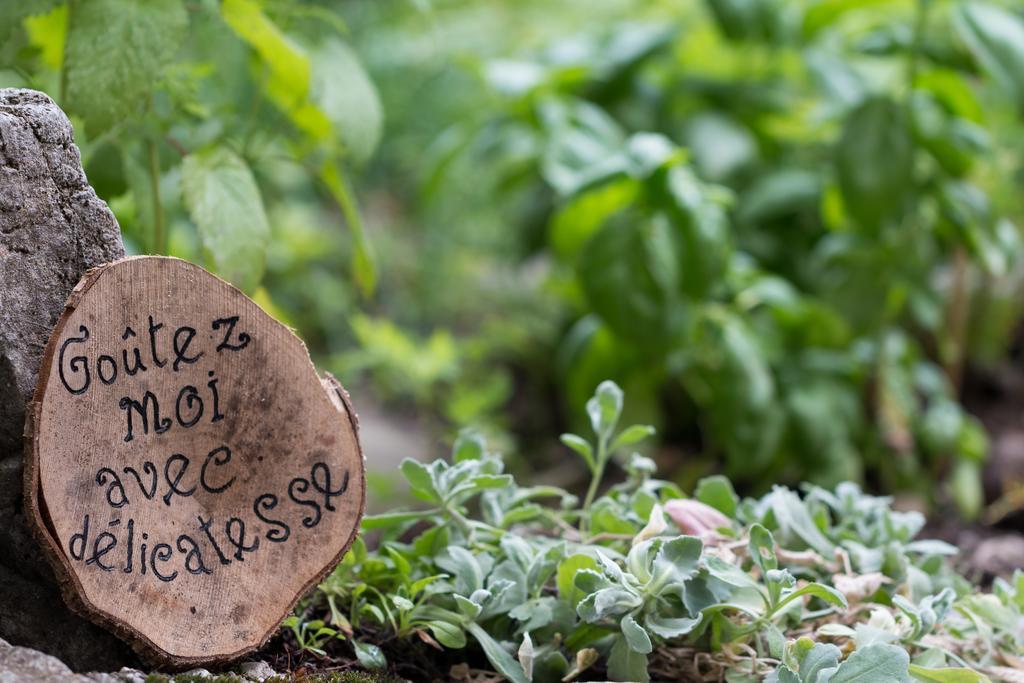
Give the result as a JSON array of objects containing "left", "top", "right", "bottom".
[{"left": 0, "top": 88, "right": 136, "bottom": 671}]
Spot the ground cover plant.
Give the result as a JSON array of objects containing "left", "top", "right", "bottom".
[{"left": 281, "top": 382, "right": 1023, "bottom": 682}]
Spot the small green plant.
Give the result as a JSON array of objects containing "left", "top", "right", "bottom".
[
  {"left": 281, "top": 615, "right": 341, "bottom": 657},
  {"left": 285, "top": 381, "right": 1022, "bottom": 682}
]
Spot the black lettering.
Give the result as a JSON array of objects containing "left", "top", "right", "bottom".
[
  {"left": 150, "top": 543, "right": 178, "bottom": 582},
  {"left": 123, "top": 462, "right": 157, "bottom": 500},
  {"left": 197, "top": 515, "right": 230, "bottom": 565},
  {"left": 87, "top": 532, "right": 117, "bottom": 571},
  {"left": 121, "top": 327, "right": 147, "bottom": 376},
  {"left": 58, "top": 325, "right": 90, "bottom": 395},
  {"left": 140, "top": 533, "right": 147, "bottom": 575},
  {"left": 95, "top": 467, "right": 128, "bottom": 508},
  {"left": 212, "top": 316, "right": 251, "bottom": 352},
  {"left": 124, "top": 518, "right": 134, "bottom": 573},
  {"left": 200, "top": 446, "right": 235, "bottom": 494},
  {"left": 119, "top": 391, "right": 171, "bottom": 442},
  {"left": 97, "top": 355, "right": 117, "bottom": 385},
  {"left": 253, "top": 494, "right": 290, "bottom": 542},
  {"left": 162, "top": 454, "right": 196, "bottom": 506},
  {"left": 176, "top": 534, "right": 212, "bottom": 575},
  {"left": 207, "top": 371, "right": 224, "bottom": 422},
  {"left": 69, "top": 514, "right": 89, "bottom": 561},
  {"left": 172, "top": 326, "right": 202, "bottom": 372},
  {"left": 310, "top": 463, "right": 349, "bottom": 512},
  {"left": 288, "top": 477, "right": 322, "bottom": 528},
  {"left": 175, "top": 385, "right": 204, "bottom": 428},
  {"left": 148, "top": 315, "right": 167, "bottom": 368},
  {"left": 225, "top": 517, "right": 259, "bottom": 561}
]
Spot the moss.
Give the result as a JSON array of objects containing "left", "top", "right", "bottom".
[
  {"left": 144, "top": 674, "right": 246, "bottom": 683},
  {"left": 275, "top": 673, "right": 405, "bottom": 683}
]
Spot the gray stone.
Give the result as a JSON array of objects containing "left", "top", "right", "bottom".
[
  {"left": 0, "top": 636, "right": 93, "bottom": 682},
  {"left": 110, "top": 668, "right": 147, "bottom": 683},
  {"left": 239, "top": 660, "right": 278, "bottom": 681},
  {"left": 89, "top": 668, "right": 146, "bottom": 683},
  {"left": 0, "top": 89, "right": 131, "bottom": 671}
]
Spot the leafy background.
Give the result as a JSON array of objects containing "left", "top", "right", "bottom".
[{"left": 3, "top": 0, "right": 1024, "bottom": 531}]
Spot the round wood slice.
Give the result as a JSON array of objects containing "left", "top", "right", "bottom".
[{"left": 22, "top": 256, "right": 365, "bottom": 667}]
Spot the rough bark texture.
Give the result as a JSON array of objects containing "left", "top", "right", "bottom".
[{"left": 0, "top": 88, "right": 134, "bottom": 671}]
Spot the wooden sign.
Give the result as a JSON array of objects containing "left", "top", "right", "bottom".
[{"left": 22, "top": 256, "right": 365, "bottom": 667}]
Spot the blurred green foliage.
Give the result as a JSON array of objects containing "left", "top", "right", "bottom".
[{"left": 4, "top": 0, "right": 1024, "bottom": 515}]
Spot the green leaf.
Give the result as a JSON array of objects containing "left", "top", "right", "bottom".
[
  {"left": 578, "top": 587, "right": 643, "bottom": 621},
  {"left": 573, "top": 568, "right": 611, "bottom": 596},
  {"left": 560, "top": 434, "right": 595, "bottom": 470},
  {"left": 23, "top": 4, "right": 66, "bottom": 71},
  {"left": 221, "top": 0, "right": 330, "bottom": 141},
  {"left": 908, "top": 665, "right": 990, "bottom": 682},
  {"left": 704, "top": 555, "right": 760, "bottom": 591},
  {"left": 768, "top": 487, "right": 835, "bottom": 557},
  {"left": 578, "top": 215, "right": 684, "bottom": 347},
  {"left": 694, "top": 475, "right": 739, "bottom": 517},
  {"left": 181, "top": 147, "right": 270, "bottom": 292},
  {"left": 692, "top": 314, "right": 781, "bottom": 470},
  {"left": 558, "top": 555, "right": 600, "bottom": 606},
  {"left": 311, "top": 37, "right": 383, "bottom": 164},
  {"left": 611, "top": 424, "right": 656, "bottom": 452},
  {"left": 621, "top": 614, "right": 653, "bottom": 654},
  {"left": 383, "top": 545, "right": 411, "bottom": 577},
  {"left": 361, "top": 509, "right": 435, "bottom": 530},
  {"left": 465, "top": 623, "right": 530, "bottom": 683},
  {"left": 607, "top": 634, "right": 649, "bottom": 683},
  {"left": 954, "top": 2, "right": 1024, "bottom": 108},
  {"left": 453, "top": 428, "right": 487, "bottom": 462},
  {"left": 398, "top": 458, "right": 439, "bottom": 503},
  {"left": 662, "top": 164, "right": 733, "bottom": 300},
  {"left": 64, "top": 0, "right": 187, "bottom": 131},
  {"left": 651, "top": 535, "right": 704, "bottom": 587},
  {"left": 587, "top": 381, "right": 624, "bottom": 440},
  {"left": 828, "top": 643, "right": 911, "bottom": 683},
  {"left": 352, "top": 641, "right": 386, "bottom": 670},
  {"left": 428, "top": 620, "right": 466, "bottom": 648},
  {"left": 798, "top": 642, "right": 842, "bottom": 682},
  {"left": 465, "top": 474, "right": 514, "bottom": 492},
  {"left": 778, "top": 582, "right": 848, "bottom": 610},
  {"left": 768, "top": 666, "right": 802, "bottom": 683},
  {"left": 439, "top": 547, "right": 484, "bottom": 595},
  {"left": 643, "top": 612, "right": 702, "bottom": 639},
  {"left": 748, "top": 523, "right": 778, "bottom": 576},
  {"left": 391, "top": 595, "right": 414, "bottom": 611},
  {"left": 539, "top": 98, "right": 626, "bottom": 197},
  {"left": 454, "top": 594, "right": 483, "bottom": 620},
  {"left": 835, "top": 96, "right": 913, "bottom": 229}
]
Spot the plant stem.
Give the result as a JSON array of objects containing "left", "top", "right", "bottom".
[
  {"left": 582, "top": 437, "right": 606, "bottom": 510},
  {"left": 447, "top": 506, "right": 474, "bottom": 538},
  {"left": 146, "top": 138, "right": 166, "bottom": 254},
  {"left": 580, "top": 435, "right": 609, "bottom": 533}
]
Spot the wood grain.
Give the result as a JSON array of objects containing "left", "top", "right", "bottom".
[{"left": 22, "top": 256, "right": 365, "bottom": 667}]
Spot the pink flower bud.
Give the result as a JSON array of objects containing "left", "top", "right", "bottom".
[{"left": 664, "top": 499, "right": 732, "bottom": 538}]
